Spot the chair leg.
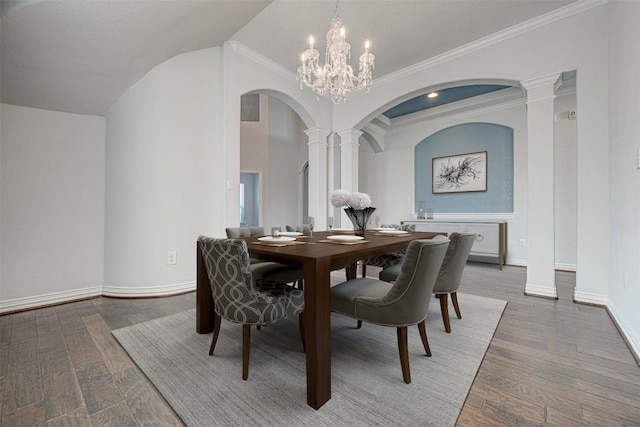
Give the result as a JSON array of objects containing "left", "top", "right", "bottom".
[
  {"left": 299, "top": 312, "right": 306, "bottom": 352},
  {"left": 297, "top": 280, "right": 304, "bottom": 291},
  {"left": 451, "top": 292, "right": 462, "bottom": 319},
  {"left": 362, "top": 264, "right": 367, "bottom": 278},
  {"left": 417, "top": 320, "right": 432, "bottom": 357},
  {"left": 356, "top": 320, "right": 363, "bottom": 329},
  {"left": 208, "top": 313, "right": 221, "bottom": 355},
  {"left": 242, "top": 325, "right": 251, "bottom": 380},
  {"left": 397, "top": 326, "right": 411, "bottom": 384},
  {"left": 437, "top": 294, "right": 452, "bottom": 333}
]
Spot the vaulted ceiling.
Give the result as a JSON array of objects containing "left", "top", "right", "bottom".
[{"left": 1, "top": 0, "right": 575, "bottom": 116}]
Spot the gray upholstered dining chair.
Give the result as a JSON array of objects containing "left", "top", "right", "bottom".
[
  {"left": 380, "top": 232, "right": 476, "bottom": 333},
  {"left": 197, "top": 236, "right": 305, "bottom": 380},
  {"left": 285, "top": 225, "right": 311, "bottom": 233},
  {"left": 361, "top": 223, "right": 416, "bottom": 277},
  {"left": 225, "top": 226, "right": 304, "bottom": 288},
  {"left": 225, "top": 226, "right": 266, "bottom": 239},
  {"left": 330, "top": 236, "right": 449, "bottom": 384}
]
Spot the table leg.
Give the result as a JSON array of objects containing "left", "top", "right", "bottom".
[
  {"left": 196, "top": 242, "right": 215, "bottom": 334},
  {"left": 303, "top": 257, "right": 332, "bottom": 409}
]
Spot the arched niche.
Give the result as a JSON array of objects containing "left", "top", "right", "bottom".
[{"left": 414, "top": 122, "right": 514, "bottom": 214}]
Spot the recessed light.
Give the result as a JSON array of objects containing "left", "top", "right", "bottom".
[{"left": 427, "top": 92, "right": 438, "bottom": 98}]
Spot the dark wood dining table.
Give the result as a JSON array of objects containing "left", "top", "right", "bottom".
[{"left": 195, "top": 230, "right": 443, "bottom": 410}]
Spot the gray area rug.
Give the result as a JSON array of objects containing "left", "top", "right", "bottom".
[{"left": 113, "top": 292, "right": 506, "bottom": 426}]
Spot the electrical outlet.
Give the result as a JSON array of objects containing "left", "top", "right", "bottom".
[
  {"left": 519, "top": 239, "right": 526, "bottom": 247},
  {"left": 167, "top": 251, "right": 177, "bottom": 265}
]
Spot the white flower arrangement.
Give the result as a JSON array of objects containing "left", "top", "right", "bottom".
[{"left": 330, "top": 189, "right": 372, "bottom": 210}]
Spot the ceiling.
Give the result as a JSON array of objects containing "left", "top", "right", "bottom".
[
  {"left": 382, "top": 85, "right": 510, "bottom": 119},
  {"left": 1, "top": 0, "right": 576, "bottom": 117}
]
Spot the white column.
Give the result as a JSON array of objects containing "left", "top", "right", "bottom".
[
  {"left": 337, "top": 129, "right": 362, "bottom": 192},
  {"left": 521, "top": 73, "right": 561, "bottom": 299},
  {"left": 327, "top": 132, "right": 341, "bottom": 226},
  {"left": 337, "top": 129, "right": 362, "bottom": 226},
  {"left": 305, "top": 128, "right": 330, "bottom": 231}
]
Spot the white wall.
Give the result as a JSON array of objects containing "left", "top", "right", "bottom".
[
  {"left": 222, "top": 42, "right": 333, "bottom": 229},
  {"left": 266, "top": 96, "right": 307, "bottom": 231},
  {"left": 0, "top": 104, "right": 105, "bottom": 310},
  {"left": 240, "top": 94, "right": 270, "bottom": 226},
  {"left": 337, "top": 4, "right": 609, "bottom": 300},
  {"left": 239, "top": 94, "right": 307, "bottom": 231},
  {"left": 607, "top": 0, "right": 640, "bottom": 359},
  {"left": 554, "top": 90, "right": 578, "bottom": 270},
  {"left": 103, "top": 48, "right": 222, "bottom": 294}
]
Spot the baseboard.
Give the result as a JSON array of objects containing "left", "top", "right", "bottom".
[
  {"left": 524, "top": 282, "right": 558, "bottom": 299},
  {"left": 554, "top": 262, "right": 577, "bottom": 272},
  {"left": 0, "top": 281, "right": 196, "bottom": 314},
  {"left": 0, "top": 286, "right": 103, "bottom": 314},
  {"left": 607, "top": 301, "right": 640, "bottom": 366},
  {"left": 506, "top": 258, "right": 527, "bottom": 267},
  {"left": 102, "top": 281, "right": 196, "bottom": 298},
  {"left": 505, "top": 258, "right": 576, "bottom": 272},
  {"left": 573, "top": 289, "right": 608, "bottom": 306}
]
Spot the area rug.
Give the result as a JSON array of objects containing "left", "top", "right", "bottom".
[{"left": 113, "top": 292, "right": 506, "bottom": 426}]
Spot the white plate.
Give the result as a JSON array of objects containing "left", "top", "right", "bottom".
[
  {"left": 326, "top": 235, "right": 364, "bottom": 242},
  {"left": 372, "top": 227, "right": 396, "bottom": 231},
  {"left": 258, "top": 236, "right": 296, "bottom": 242},
  {"left": 279, "top": 231, "right": 303, "bottom": 237},
  {"left": 379, "top": 229, "right": 409, "bottom": 235}
]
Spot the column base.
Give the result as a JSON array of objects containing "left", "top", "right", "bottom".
[{"left": 524, "top": 282, "right": 558, "bottom": 299}]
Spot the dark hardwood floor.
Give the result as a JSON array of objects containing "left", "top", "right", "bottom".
[{"left": 1, "top": 263, "right": 639, "bottom": 426}]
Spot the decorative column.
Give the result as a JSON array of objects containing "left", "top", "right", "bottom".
[
  {"left": 327, "top": 132, "right": 341, "bottom": 226},
  {"left": 305, "top": 128, "right": 330, "bottom": 231},
  {"left": 521, "top": 73, "right": 561, "bottom": 299},
  {"left": 337, "top": 129, "right": 362, "bottom": 225}
]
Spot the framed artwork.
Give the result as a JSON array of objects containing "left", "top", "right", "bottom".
[{"left": 432, "top": 151, "right": 487, "bottom": 194}]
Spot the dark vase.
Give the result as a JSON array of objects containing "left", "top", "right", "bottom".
[{"left": 344, "top": 207, "right": 376, "bottom": 237}]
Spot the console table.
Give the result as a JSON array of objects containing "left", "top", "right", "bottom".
[{"left": 402, "top": 220, "right": 507, "bottom": 269}]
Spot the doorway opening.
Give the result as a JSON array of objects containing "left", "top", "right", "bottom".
[{"left": 240, "top": 172, "right": 260, "bottom": 226}]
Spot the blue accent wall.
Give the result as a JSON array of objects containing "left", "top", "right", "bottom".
[{"left": 414, "top": 123, "right": 513, "bottom": 213}]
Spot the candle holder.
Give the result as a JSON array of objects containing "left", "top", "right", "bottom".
[{"left": 417, "top": 201, "right": 426, "bottom": 220}]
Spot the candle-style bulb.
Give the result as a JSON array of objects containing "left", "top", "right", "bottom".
[
  {"left": 365, "top": 40, "right": 370, "bottom": 50},
  {"left": 309, "top": 35, "right": 314, "bottom": 49},
  {"left": 340, "top": 27, "right": 345, "bottom": 39}
]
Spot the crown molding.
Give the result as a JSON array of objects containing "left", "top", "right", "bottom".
[
  {"left": 227, "top": 40, "right": 296, "bottom": 81},
  {"left": 375, "top": 0, "right": 607, "bottom": 88}
]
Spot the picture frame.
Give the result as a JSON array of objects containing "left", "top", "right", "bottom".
[{"left": 432, "top": 151, "right": 487, "bottom": 194}]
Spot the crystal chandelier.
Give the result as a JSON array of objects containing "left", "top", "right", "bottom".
[{"left": 296, "top": 0, "right": 375, "bottom": 104}]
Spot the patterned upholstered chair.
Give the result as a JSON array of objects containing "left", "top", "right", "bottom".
[
  {"left": 361, "top": 223, "right": 416, "bottom": 277},
  {"left": 197, "top": 236, "right": 305, "bottom": 380},
  {"left": 379, "top": 232, "right": 476, "bottom": 333},
  {"left": 225, "top": 226, "right": 304, "bottom": 287},
  {"left": 330, "top": 236, "right": 449, "bottom": 383}
]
